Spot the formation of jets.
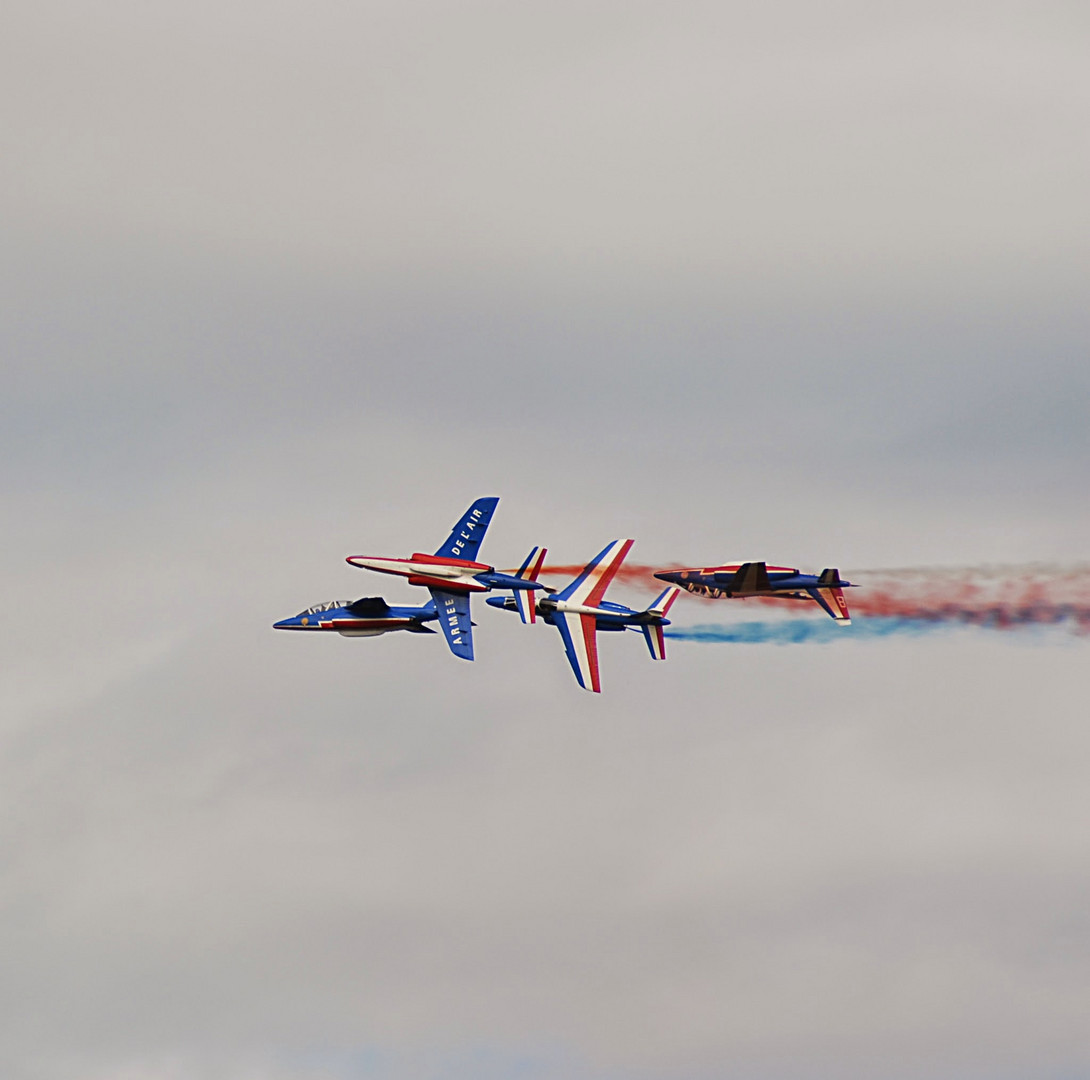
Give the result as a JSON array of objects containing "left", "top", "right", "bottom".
[{"left": 274, "top": 497, "right": 855, "bottom": 693}]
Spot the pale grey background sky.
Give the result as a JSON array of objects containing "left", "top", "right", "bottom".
[{"left": 2, "top": 2, "right": 1089, "bottom": 1078}]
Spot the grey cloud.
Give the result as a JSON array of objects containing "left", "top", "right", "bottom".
[
  {"left": 3, "top": 2, "right": 1089, "bottom": 1076},
  {"left": 2, "top": 2, "right": 1088, "bottom": 290},
  {"left": 3, "top": 629, "right": 1090, "bottom": 1079}
]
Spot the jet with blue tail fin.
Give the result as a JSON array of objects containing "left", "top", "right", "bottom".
[
  {"left": 345, "top": 497, "right": 544, "bottom": 661},
  {"left": 487, "top": 540, "right": 681, "bottom": 692},
  {"left": 653, "top": 561, "right": 855, "bottom": 623},
  {"left": 508, "top": 545, "right": 549, "bottom": 624},
  {"left": 273, "top": 596, "right": 438, "bottom": 636}
]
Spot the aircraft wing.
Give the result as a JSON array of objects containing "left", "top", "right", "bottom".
[
  {"left": 434, "top": 497, "right": 499, "bottom": 562},
  {"left": 428, "top": 588, "right": 476, "bottom": 660},
  {"left": 553, "top": 611, "right": 602, "bottom": 692},
  {"left": 553, "top": 539, "right": 635, "bottom": 607}
]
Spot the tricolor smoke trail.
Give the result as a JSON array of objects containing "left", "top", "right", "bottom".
[
  {"left": 665, "top": 618, "right": 940, "bottom": 645},
  {"left": 530, "top": 562, "right": 1090, "bottom": 639}
]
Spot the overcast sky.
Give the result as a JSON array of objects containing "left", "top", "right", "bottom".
[{"left": 2, "top": 2, "right": 1089, "bottom": 1078}]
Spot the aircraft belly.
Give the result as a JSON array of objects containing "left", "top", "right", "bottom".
[
  {"left": 331, "top": 618, "right": 411, "bottom": 637},
  {"left": 406, "top": 574, "right": 485, "bottom": 592}
]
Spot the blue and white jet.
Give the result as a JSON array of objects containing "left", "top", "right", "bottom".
[
  {"left": 344, "top": 496, "right": 543, "bottom": 661},
  {"left": 487, "top": 540, "right": 681, "bottom": 692},
  {"left": 274, "top": 596, "right": 439, "bottom": 637}
]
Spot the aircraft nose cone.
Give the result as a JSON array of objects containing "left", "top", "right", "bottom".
[
  {"left": 654, "top": 570, "right": 680, "bottom": 583},
  {"left": 273, "top": 618, "right": 295, "bottom": 630}
]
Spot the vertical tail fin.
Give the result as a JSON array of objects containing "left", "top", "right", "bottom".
[
  {"left": 513, "top": 546, "right": 546, "bottom": 624},
  {"left": 733, "top": 561, "right": 771, "bottom": 594}
]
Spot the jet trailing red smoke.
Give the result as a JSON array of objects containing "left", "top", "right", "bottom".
[{"left": 527, "top": 562, "right": 1090, "bottom": 634}]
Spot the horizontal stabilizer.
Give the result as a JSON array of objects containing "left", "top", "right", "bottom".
[
  {"left": 514, "top": 546, "right": 547, "bottom": 624},
  {"left": 514, "top": 590, "right": 535, "bottom": 625},
  {"left": 641, "top": 623, "right": 667, "bottom": 660},
  {"left": 807, "top": 585, "right": 851, "bottom": 624},
  {"left": 818, "top": 567, "right": 843, "bottom": 587},
  {"left": 514, "top": 546, "right": 547, "bottom": 581},
  {"left": 644, "top": 586, "right": 680, "bottom": 618}
]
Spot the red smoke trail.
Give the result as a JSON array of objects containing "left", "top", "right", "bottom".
[
  {"left": 530, "top": 563, "right": 668, "bottom": 587},
  {"left": 847, "top": 565, "right": 1090, "bottom": 633},
  {"left": 522, "top": 562, "right": 1090, "bottom": 634}
]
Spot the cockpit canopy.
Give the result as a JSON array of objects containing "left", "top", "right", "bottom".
[
  {"left": 295, "top": 597, "right": 392, "bottom": 617},
  {"left": 297, "top": 600, "right": 350, "bottom": 616}
]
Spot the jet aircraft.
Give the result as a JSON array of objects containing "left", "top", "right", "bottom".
[
  {"left": 345, "top": 496, "right": 543, "bottom": 661},
  {"left": 653, "top": 562, "right": 854, "bottom": 623},
  {"left": 487, "top": 541, "right": 681, "bottom": 692},
  {"left": 273, "top": 596, "right": 438, "bottom": 636}
]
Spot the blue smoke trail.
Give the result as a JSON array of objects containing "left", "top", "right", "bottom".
[{"left": 664, "top": 616, "right": 1046, "bottom": 646}]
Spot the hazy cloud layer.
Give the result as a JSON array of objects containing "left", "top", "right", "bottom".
[{"left": 2, "top": 1, "right": 1089, "bottom": 1077}]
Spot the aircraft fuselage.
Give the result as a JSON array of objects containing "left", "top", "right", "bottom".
[
  {"left": 346, "top": 554, "right": 541, "bottom": 594},
  {"left": 273, "top": 597, "right": 438, "bottom": 637},
  {"left": 488, "top": 594, "right": 671, "bottom": 632},
  {"left": 654, "top": 562, "right": 854, "bottom": 622}
]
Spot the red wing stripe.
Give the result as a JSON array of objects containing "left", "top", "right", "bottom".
[
  {"left": 580, "top": 613, "right": 602, "bottom": 693},
  {"left": 585, "top": 539, "right": 635, "bottom": 609}
]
